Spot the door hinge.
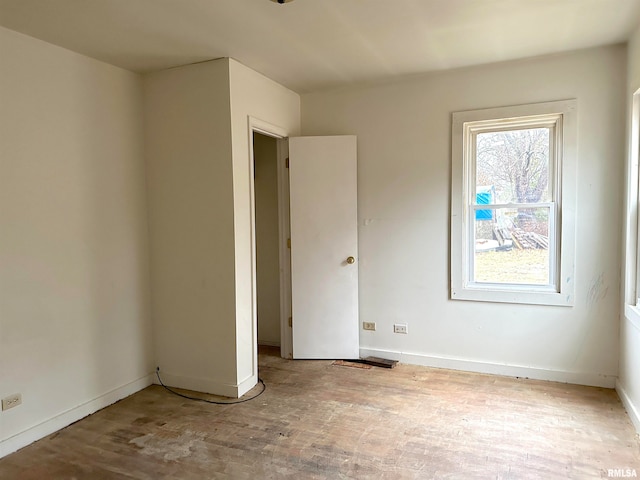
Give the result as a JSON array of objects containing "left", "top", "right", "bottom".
[
  {"left": 287, "top": 238, "right": 291, "bottom": 249},
  {"left": 288, "top": 317, "right": 292, "bottom": 327},
  {"left": 285, "top": 157, "right": 289, "bottom": 168}
]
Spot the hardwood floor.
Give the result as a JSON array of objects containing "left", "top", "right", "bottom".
[{"left": 1, "top": 347, "right": 638, "bottom": 479}]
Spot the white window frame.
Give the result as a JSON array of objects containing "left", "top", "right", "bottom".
[
  {"left": 451, "top": 100, "right": 577, "bottom": 306},
  {"left": 632, "top": 90, "right": 640, "bottom": 307},
  {"left": 625, "top": 89, "right": 640, "bottom": 319}
]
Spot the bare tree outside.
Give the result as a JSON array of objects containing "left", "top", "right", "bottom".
[
  {"left": 473, "top": 127, "right": 552, "bottom": 285},
  {"left": 476, "top": 128, "right": 550, "bottom": 204}
]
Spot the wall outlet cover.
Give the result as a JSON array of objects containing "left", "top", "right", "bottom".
[
  {"left": 363, "top": 321, "right": 376, "bottom": 331},
  {"left": 393, "top": 323, "right": 408, "bottom": 334},
  {"left": 2, "top": 393, "right": 22, "bottom": 411}
]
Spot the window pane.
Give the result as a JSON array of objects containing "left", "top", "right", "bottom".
[
  {"left": 474, "top": 206, "right": 550, "bottom": 285},
  {"left": 476, "top": 128, "right": 551, "bottom": 204}
]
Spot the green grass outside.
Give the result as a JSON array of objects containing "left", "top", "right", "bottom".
[{"left": 474, "top": 249, "right": 549, "bottom": 285}]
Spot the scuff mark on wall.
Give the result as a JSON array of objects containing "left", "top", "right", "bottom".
[{"left": 587, "top": 273, "right": 609, "bottom": 308}]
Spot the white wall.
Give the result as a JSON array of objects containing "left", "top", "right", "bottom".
[
  {"left": 0, "top": 27, "right": 152, "bottom": 456},
  {"left": 619, "top": 23, "right": 640, "bottom": 433},
  {"left": 144, "top": 60, "right": 239, "bottom": 397},
  {"left": 143, "top": 58, "right": 299, "bottom": 398},
  {"left": 254, "top": 133, "right": 281, "bottom": 347},
  {"left": 302, "top": 45, "right": 626, "bottom": 387},
  {"left": 228, "top": 59, "right": 300, "bottom": 394}
]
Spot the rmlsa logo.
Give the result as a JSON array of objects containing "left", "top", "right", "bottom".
[{"left": 608, "top": 469, "right": 638, "bottom": 478}]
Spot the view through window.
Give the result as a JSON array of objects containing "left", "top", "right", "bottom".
[{"left": 473, "top": 127, "right": 553, "bottom": 286}]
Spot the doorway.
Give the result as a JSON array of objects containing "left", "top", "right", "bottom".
[
  {"left": 253, "top": 132, "right": 282, "bottom": 353},
  {"left": 248, "top": 117, "right": 292, "bottom": 369},
  {"left": 248, "top": 121, "right": 358, "bottom": 369}
]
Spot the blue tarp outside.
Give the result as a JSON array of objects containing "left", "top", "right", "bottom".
[{"left": 476, "top": 186, "right": 494, "bottom": 220}]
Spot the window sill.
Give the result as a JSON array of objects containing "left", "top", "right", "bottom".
[
  {"left": 624, "top": 304, "right": 640, "bottom": 332},
  {"left": 451, "top": 286, "right": 574, "bottom": 306}
]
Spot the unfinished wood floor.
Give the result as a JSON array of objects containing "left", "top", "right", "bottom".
[{"left": 1, "top": 347, "right": 639, "bottom": 479}]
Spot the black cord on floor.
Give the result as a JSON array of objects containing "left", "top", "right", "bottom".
[{"left": 155, "top": 367, "right": 266, "bottom": 405}]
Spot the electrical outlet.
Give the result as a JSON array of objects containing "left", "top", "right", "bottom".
[
  {"left": 363, "top": 321, "right": 376, "bottom": 331},
  {"left": 2, "top": 393, "right": 22, "bottom": 411},
  {"left": 393, "top": 323, "right": 408, "bottom": 334}
]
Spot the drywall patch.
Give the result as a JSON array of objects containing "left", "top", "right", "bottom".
[{"left": 587, "top": 273, "right": 609, "bottom": 308}]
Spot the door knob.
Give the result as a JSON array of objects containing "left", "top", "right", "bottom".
[{"left": 346, "top": 256, "right": 356, "bottom": 264}]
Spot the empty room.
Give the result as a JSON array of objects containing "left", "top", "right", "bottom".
[{"left": 1, "top": 0, "right": 640, "bottom": 478}]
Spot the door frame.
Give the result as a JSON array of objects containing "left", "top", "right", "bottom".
[{"left": 248, "top": 116, "right": 293, "bottom": 363}]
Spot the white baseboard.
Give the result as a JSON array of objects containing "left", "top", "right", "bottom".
[
  {"left": 360, "top": 347, "right": 617, "bottom": 388},
  {"left": 153, "top": 371, "right": 241, "bottom": 398},
  {"left": 0, "top": 373, "right": 154, "bottom": 459},
  {"left": 616, "top": 380, "right": 640, "bottom": 434}
]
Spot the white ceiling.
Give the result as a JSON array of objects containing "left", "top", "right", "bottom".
[{"left": 1, "top": 0, "right": 639, "bottom": 93}]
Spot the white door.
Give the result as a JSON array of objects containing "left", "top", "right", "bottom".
[{"left": 289, "top": 136, "right": 359, "bottom": 359}]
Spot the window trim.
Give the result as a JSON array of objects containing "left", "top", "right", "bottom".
[
  {"left": 623, "top": 89, "right": 640, "bottom": 333},
  {"left": 623, "top": 89, "right": 640, "bottom": 311},
  {"left": 451, "top": 100, "right": 577, "bottom": 306},
  {"left": 632, "top": 90, "right": 640, "bottom": 306}
]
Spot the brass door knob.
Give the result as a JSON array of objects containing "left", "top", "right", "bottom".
[{"left": 346, "top": 256, "right": 356, "bottom": 264}]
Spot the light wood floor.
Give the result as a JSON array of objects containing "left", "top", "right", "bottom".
[{"left": 1, "top": 347, "right": 639, "bottom": 479}]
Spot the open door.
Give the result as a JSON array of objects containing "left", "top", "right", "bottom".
[{"left": 289, "top": 136, "right": 359, "bottom": 359}]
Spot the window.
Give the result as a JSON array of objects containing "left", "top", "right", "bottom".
[
  {"left": 624, "top": 89, "right": 640, "bottom": 325},
  {"left": 451, "top": 100, "right": 577, "bottom": 306},
  {"left": 629, "top": 89, "right": 640, "bottom": 306}
]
